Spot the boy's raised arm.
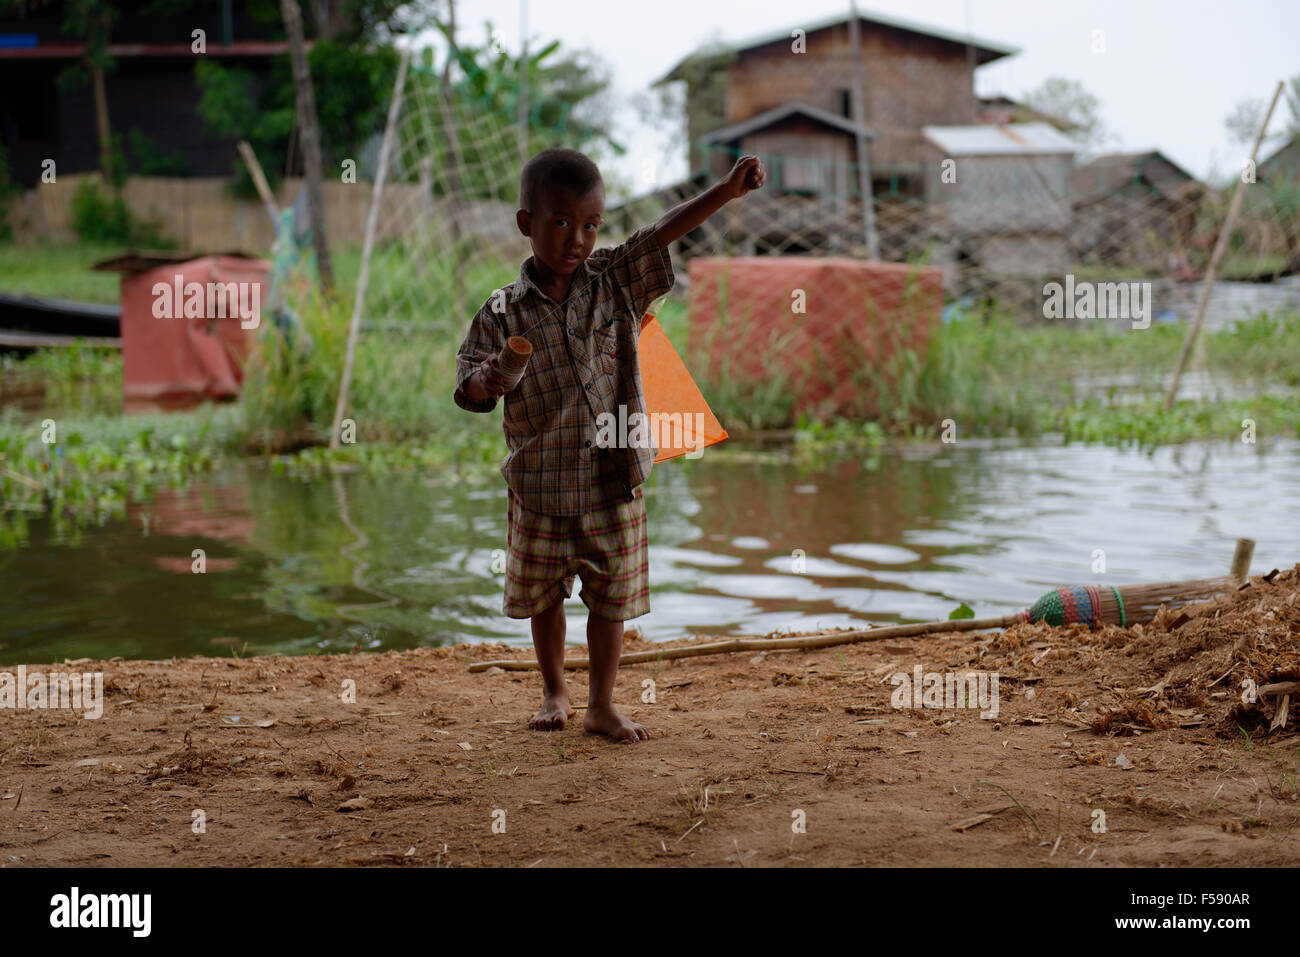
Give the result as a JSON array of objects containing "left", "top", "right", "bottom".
[{"left": 652, "top": 155, "right": 766, "bottom": 248}]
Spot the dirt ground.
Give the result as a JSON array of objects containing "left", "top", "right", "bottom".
[{"left": 3, "top": 566, "right": 1300, "bottom": 868}]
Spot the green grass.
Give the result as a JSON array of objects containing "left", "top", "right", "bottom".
[
  {"left": 664, "top": 290, "right": 1300, "bottom": 444},
  {"left": 1051, "top": 393, "right": 1300, "bottom": 447},
  {"left": 1, "top": 342, "right": 123, "bottom": 416},
  {"left": 0, "top": 403, "right": 240, "bottom": 546},
  {"left": 788, "top": 308, "right": 1300, "bottom": 448},
  {"left": 0, "top": 241, "right": 124, "bottom": 304},
  {"left": 237, "top": 279, "right": 502, "bottom": 455}
]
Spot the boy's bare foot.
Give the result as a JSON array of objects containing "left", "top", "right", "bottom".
[
  {"left": 583, "top": 703, "right": 651, "bottom": 742},
  {"left": 529, "top": 693, "right": 572, "bottom": 731}
]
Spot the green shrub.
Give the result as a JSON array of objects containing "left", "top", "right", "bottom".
[
  {"left": 69, "top": 178, "right": 172, "bottom": 247},
  {"left": 125, "top": 128, "right": 192, "bottom": 177}
]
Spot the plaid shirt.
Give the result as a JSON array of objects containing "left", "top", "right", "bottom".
[{"left": 454, "top": 224, "right": 676, "bottom": 516}]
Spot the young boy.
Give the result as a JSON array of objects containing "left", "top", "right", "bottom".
[{"left": 455, "top": 147, "right": 765, "bottom": 742}]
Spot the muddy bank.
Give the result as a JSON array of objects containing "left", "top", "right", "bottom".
[{"left": 2, "top": 566, "right": 1299, "bottom": 867}]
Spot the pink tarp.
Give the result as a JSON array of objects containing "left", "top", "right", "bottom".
[
  {"left": 120, "top": 255, "right": 269, "bottom": 400},
  {"left": 686, "top": 258, "right": 943, "bottom": 416}
]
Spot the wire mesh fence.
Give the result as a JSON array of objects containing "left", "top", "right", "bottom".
[{"left": 348, "top": 36, "right": 1300, "bottom": 362}]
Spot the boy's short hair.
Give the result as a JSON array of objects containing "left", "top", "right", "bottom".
[{"left": 519, "top": 148, "right": 603, "bottom": 212}]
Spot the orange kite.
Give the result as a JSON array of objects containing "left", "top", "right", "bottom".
[{"left": 638, "top": 311, "right": 728, "bottom": 463}]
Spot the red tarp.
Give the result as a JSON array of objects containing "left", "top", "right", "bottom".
[
  {"left": 686, "top": 258, "right": 943, "bottom": 415},
  {"left": 120, "top": 255, "right": 269, "bottom": 401}
]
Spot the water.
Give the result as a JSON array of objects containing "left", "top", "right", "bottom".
[
  {"left": 1156, "top": 276, "right": 1300, "bottom": 332},
  {"left": 3, "top": 439, "right": 1298, "bottom": 664}
]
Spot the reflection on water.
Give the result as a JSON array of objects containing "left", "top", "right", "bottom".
[{"left": 3, "top": 438, "right": 1298, "bottom": 664}]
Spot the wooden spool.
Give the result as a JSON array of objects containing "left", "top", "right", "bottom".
[{"left": 498, "top": 336, "right": 533, "bottom": 391}]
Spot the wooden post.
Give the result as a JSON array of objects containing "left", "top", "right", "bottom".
[
  {"left": 1163, "top": 81, "right": 1284, "bottom": 410},
  {"left": 280, "top": 0, "right": 335, "bottom": 294},
  {"left": 78, "top": 5, "right": 116, "bottom": 182},
  {"left": 330, "top": 47, "right": 412, "bottom": 450},
  {"left": 518, "top": 0, "right": 529, "bottom": 164},
  {"left": 236, "top": 140, "right": 281, "bottom": 229},
  {"left": 438, "top": 0, "right": 468, "bottom": 321},
  {"left": 848, "top": 0, "right": 880, "bottom": 260},
  {"left": 416, "top": 154, "right": 433, "bottom": 278},
  {"left": 1230, "top": 537, "right": 1255, "bottom": 585}
]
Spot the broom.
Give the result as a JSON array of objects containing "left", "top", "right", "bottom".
[{"left": 467, "top": 541, "right": 1256, "bottom": 673}]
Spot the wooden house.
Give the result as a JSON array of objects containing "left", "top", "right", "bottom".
[
  {"left": 1070, "top": 151, "right": 1204, "bottom": 268},
  {"left": 655, "top": 10, "right": 1019, "bottom": 192},
  {"left": 643, "top": 10, "right": 1019, "bottom": 261},
  {"left": 975, "top": 95, "right": 1077, "bottom": 131},
  {"left": 1259, "top": 136, "right": 1300, "bottom": 185},
  {"left": 1255, "top": 137, "right": 1300, "bottom": 275},
  {"left": 0, "top": 1, "right": 297, "bottom": 188},
  {"left": 921, "top": 122, "right": 1077, "bottom": 299},
  {"left": 697, "top": 101, "right": 874, "bottom": 254}
]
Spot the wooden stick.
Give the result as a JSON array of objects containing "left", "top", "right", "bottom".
[
  {"left": 329, "top": 46, "right": 412, "bottom": 451},
  {"left": 1259, "top": 681, "right": 1300, "bottom": 697},
  {"left": 236, "top": 140, "right": 280, "bottom": 229},
  {"left": 438, "top": 0, "right": 469, "bottom": 325},
  {"left": 847, "top": 1, "right": 880, "bottom": 260},
  {"left": 1164, "top": 81, "right": 1284, "bottom": 410},
  {"left": 467, "top": 614, "right": 1017, "bottom": 672},
  {"left": 469, "top": 568, "right": 1252, "bottom": 672},
  {"left": 0, "top": 466, "right": 43, "bottom": 492},
  {"left": 1231, "top": 538, "right": 1255, "bottom": 585}
]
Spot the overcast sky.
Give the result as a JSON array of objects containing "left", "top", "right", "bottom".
[{"left": 442, "top": 0, "right": 1299, "bottom": 192}]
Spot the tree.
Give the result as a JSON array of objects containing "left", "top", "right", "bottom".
[
  {"left": 196, "top": 40, "right": 399, "bottom": 197},
  {"left": 643, "top": 37, "right": 735, "bottom": 180},
  {"left": 1224, "top": 74, "right": 1300, "bottom": 147},
  {"left": 408, "top": 17, "right": 623, "bottom": 201},
  {"left": 1224, "top": 76, "right": 1300, "bottom": 276},
  {"left": 1022, "top": 77, "right": 1111, "bottom": 154},
  {"left": 281, "top": 0, "right": 334, "bottom": 293},
  {"left": 56, "top": 0, "right": 120, "bottom": 181}
]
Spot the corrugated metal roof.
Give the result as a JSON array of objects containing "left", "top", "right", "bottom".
[{"left": 921, "top": 122, "right": 1078, "bottom": 156}]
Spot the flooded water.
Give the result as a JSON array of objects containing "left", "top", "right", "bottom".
[
  {"left": 3, "top": 438, "right": 1299, "bottom": 665},
  {"left": 1156, "top": 276, "right": 1300, "bottom": 331}
]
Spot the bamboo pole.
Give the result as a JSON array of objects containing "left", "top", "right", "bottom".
[
  {"left": 236, "top": 140, "right": 281, "bottom": 229},
  {"left": 468, "top": 615, "right": 1017, "bottom": 672},
  {"left": 1163, "top": 81, "right": 1284, "bottom": 410},
  {"left": 518, "top": 0, "right": 529, "bottom": 164},
  {"left": 469, "top": 566, "right": 1253, "bottom": 673},
  {"left": 329, "top": 46, "right": 412, "bottom": 450},
  {"left": 438, "top": 0, "right": 468, "bottom": 323},
  {"left": 847, "top": 0, "right": 880, "bottom": 260},
  {"left": 1230, "top": 537, "right": 1255, "bottom": 586},
  {"left": 281, "top": 0, "right": 335, "bottom": 294}
]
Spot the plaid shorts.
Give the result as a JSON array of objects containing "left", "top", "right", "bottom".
[{"left": 503, "top": 451, "right": 650, "bottom": 621}]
